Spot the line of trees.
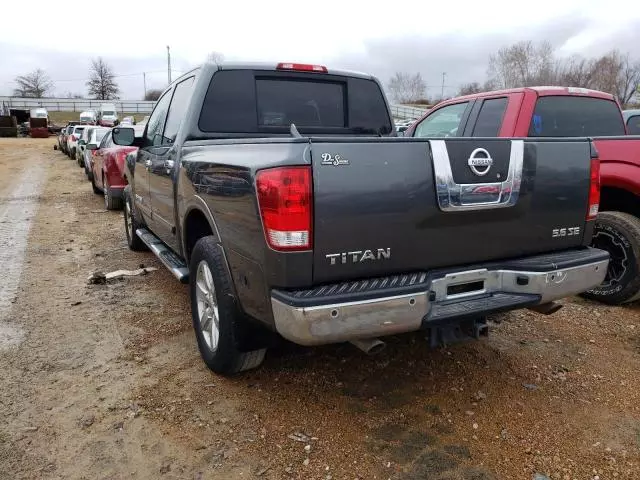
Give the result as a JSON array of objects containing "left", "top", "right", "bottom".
[
  {"left": 390, "top": 41, "right": 640, "bottom": 107},
  {"left": 12, "top": 57, "right": 121, "bottom": 100}
]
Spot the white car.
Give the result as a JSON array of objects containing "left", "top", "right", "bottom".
[
  {"left": 80, "top": 110, "right": 97, "bottom": 124},
  {"left": 82, "top": 127, "right": 110, "bottom": 179},
  {"left": 66, "top": 125, "right": 87, "bottom": 159}
]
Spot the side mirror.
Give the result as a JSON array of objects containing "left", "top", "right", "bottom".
[
  {"left": 87, "top": 143, "right": 98, "bottom": 150},
  {"left": 78, "top": 139, "right": 86, "bottom": 145},
  {"left": 112, "top": 127, "right": 135, "bottom": 146}
]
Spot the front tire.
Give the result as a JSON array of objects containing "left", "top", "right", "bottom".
[
  {"left": 123, "top": 186, "right": 147, "bottom": 251},
  {"left": 189, "top": 237, "right": 266, "bottom": 375},
  {"left": 582, "top": 211, "right": 640, "bottom": 305}
]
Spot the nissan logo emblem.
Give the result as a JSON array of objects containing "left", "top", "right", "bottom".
[{"left": 467, "top": 148, "right": 493, "bottom": 176}]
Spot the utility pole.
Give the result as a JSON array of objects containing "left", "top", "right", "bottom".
[
  {"left": 441, "top": 72, "right": 446, "bottom": 99},
  {"left": 167, "top": 46, "right": 172, "bottom": 84},
  {"left": 143, "top": 72, "right": 147, "bottom": 99}
]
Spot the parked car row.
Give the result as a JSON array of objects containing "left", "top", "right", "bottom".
[{"left": 55, "top": 121, "right": 145, "bottom": 210}]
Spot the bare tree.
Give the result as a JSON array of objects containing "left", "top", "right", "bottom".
[
  {"left": 144, "top": 89, "right": 163, "bottom": 101},
  {"left": 388, "top": 72, "right": 426, "bottom": 103},
  {"left": 458, "top": 82, "right": 483, "bottom": 96},
  {"left": 86, "top": 58, "right": 120, "bottom": 100},
  {"left": 487, "top": 41, "right": 554, "bottom": 88},
  {"left": 554, "top": 55, "right": 596, "bottom": 87},
  {"left": 13, "top": 69, "right": 53, "bottom": 98},
  {"left": 616, "top": 53, "right": 640, "bottom": 106},
  {"left": 207, "top": 51, "right": 225, "bottom": 65}
]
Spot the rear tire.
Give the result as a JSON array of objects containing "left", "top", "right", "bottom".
[
  {"left": 582, "top": 211, "right": 640, "bottom": 305},
  {"left": 91, "top": 174, "right": 101, "bottom": 194},
  {"left": 189, "top": 236, "right": 266, "bottom": 376},
  {"left": 103, "top": 176, "right": 123, "bottom": 210},
  {"left": 123, "top": 186, "right": 147, "bottom": 251}
]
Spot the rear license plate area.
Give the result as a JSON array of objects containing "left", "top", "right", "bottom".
[{"left": 446, "top": 280, "right": 485, "bottom": 297}]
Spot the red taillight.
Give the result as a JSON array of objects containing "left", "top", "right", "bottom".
[
  {"left": 587, "top": 158, "right": 600, "bottom": 220},
  {"left": 276, "top": 62, "right": 327, "bottom": 73},
  {"left": 256, "top": 166, "right": 312, "bottom": 251},
  {"left": 71, "top": 135, "right": 76, "bottom": 141}
]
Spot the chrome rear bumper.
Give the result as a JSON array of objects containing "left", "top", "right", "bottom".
[{"left": 271, "top": 248, "right": 609, "bottom": 346}]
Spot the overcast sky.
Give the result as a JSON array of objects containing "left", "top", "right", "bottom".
[{"left": 1, "top": 0, "right": 639, "bottom": 100}]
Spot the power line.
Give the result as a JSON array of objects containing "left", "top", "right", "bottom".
[{"left": 50, "top": 69, "right": 182, "bottom": 83}]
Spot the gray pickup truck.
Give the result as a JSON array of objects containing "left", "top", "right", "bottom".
[{"left": 111, "top": 62, "right": 609, "bottom": 375}]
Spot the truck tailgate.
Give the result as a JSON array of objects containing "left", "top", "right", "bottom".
[{"left": 311, "top": 138, "right": 593, "bottom": 284}]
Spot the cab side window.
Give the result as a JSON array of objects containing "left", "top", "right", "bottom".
[
  {"left": 413, "top": 102, "right": 469, "bottom": 137},
  {"left": 163, "top": 77, "right": 195, "bottom": 144},
  {"left": 145, "top": 90, "right": 173, "bottom": 147},
  {"left": 471, "top": 98, "right": 508, "bottom": 137}
]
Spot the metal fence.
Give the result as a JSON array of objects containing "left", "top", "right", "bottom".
[
  {"left": 0, "top": 96, "right": 155, "bottom": 114},
  {"left": 0, "top": 96, "right": 428, "bottom": 120},
  {"left": 390, "top": 104, "right": 430, "bottom": 120}
]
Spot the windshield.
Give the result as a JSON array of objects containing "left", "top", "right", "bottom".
[
  {"left": 199, "top": 70, "right": 392, "bottom": 135},
  {"left": 529, "top": 96, "right": 625, "bottom": 137},
  {"left": 95, "top": 130, "right": 108, "bottom": 142},
  {"left": 102, "top": 111, "right": 115, "bottom": 117}
]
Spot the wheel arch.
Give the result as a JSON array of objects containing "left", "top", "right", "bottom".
[
  {"left": 181, "top": 197, "right": 222, "bottom": 265},
  {"left": 600, "top": 184, "right": 640, "bottom": 219}
]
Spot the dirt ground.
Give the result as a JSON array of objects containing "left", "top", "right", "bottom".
[{"left": 0, "top": 138, "right": 639, "bottom": 480}]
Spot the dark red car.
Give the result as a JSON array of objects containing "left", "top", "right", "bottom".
[{"left": 89, "top": 128, "right": 138, "bottom": 210}]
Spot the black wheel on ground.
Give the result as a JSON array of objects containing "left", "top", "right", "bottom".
[
  {"left": 70, "top": 148, "right": 76, "bottom": 159},
  {"left": 91, "top": 174, "right": 101, "bottom": 194},
  {"left": 582, "top": 211, "right": 640, "bottom": 305},
  {"left": 123, "top": 186, "right": 147, "bottom": 251},
  {"left": 189, "top": 236, "right": 266, "bottom": 375},
  {"left": 103, "top": 176, "right": 123, "bottom": 210}
]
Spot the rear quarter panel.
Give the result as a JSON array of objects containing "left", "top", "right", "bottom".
[
  {"left": 176, "top": 140, "right": 314, "bottom": 324},
  {"left": 594, "top": 138, "right": 640, "bottom": 195}
]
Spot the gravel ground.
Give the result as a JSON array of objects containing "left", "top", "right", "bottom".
[{"left": 0, "top": 138, "right": 639, "bottom": 480}]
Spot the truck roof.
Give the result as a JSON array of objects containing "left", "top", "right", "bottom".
[
  {"left": 448, "top": 86, "right": 616, "bottom": 103},
  {"left": 212, "top": 61, "right": 375, "bottom": 81}
]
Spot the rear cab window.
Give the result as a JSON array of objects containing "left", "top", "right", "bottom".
[
  {"left": 529, "top": 96, "right": 625, "bottom": 137},
  {"left": 198, "top": 70, "right": 392, "bottom": 135}
]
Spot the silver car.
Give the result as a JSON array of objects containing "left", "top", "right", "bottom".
[
  {"left": 624, "top": 109, "right": 640, "bottom": 135},
  {"left": 83, "top": 127, "right": 110, "bottom": 180}
]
